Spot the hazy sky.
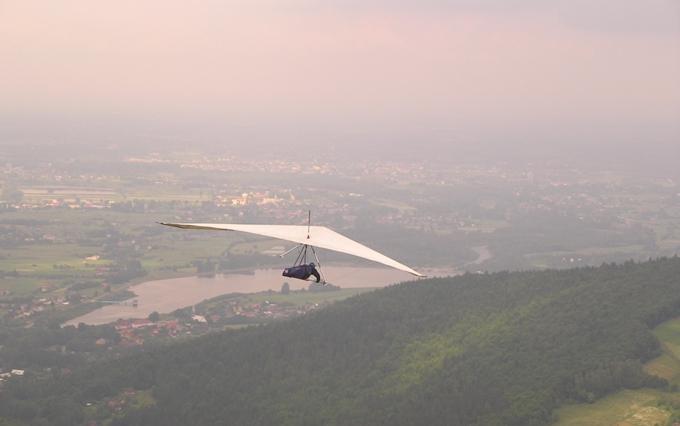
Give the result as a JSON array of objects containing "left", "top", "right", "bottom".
[{"left": 1, "top": 0, "right": 679, "bottom": 159}]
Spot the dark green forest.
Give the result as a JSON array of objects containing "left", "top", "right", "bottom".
[{"left": 3, "top": 258, "right": 680, "bottom": 425}]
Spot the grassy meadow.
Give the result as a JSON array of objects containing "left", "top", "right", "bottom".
[{"left": 554, "top": 317, "right": 680, "bottom": 426}]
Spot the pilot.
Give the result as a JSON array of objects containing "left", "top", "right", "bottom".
[{"left": 282, "top": 262, "right": 321, "bottom": 283}]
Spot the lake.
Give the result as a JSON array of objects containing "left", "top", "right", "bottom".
[{"left": 65, "top": 265, "right": 455, "bottom": 326}]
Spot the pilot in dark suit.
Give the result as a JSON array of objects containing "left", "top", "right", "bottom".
[{"left": 282, "top": 262, "right": 321, "bottom": 283}]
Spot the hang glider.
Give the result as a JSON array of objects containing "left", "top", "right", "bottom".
[{"left": 159, "top": 222, "right": 424, "bottom": 278}]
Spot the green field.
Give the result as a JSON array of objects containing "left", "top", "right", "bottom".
[
  {"left": 554, "top": 389, "right": 671, "bottom": 426},
  {"left": 0, "top": 277, "right": 46, "bottom": 296},
  {"left": 646, "top": 319, "right": 680, "bottom": 386},
  {"left": 554, "top": 317, "right": 680, "bottom": 426},
  {"left": 141, "top": 237, "right": 236, "bottom": 268},
  {"left": 0, "top": 244, "right": 106, "bottom": 275}
]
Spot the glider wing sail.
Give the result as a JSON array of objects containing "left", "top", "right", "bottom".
[{"left": 160, "top": 222, "right": 424, "bottom": 277}]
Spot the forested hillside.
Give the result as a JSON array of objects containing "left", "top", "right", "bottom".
[{"left": 3, "top": 258, "right": 680, "bottom": 426}]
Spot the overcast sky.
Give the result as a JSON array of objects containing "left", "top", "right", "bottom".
[{"left": 1, "top": 0, "right": 678, "bottom": 161}]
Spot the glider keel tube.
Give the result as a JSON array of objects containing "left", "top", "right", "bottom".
[{"left": 159, "top": 222, "right": 424, "bottom": 277}]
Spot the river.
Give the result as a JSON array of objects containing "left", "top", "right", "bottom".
[{"left": 65, "top": 265, "right": 456, "bottom": 326}]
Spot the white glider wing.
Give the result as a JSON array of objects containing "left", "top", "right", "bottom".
[{"left": 160, "top": 222, "right": 424, "bottom": 277}]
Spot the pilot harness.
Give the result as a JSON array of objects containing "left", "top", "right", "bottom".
[{"left": 279, "top": 211, "right": 326, "bottom": 283}]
